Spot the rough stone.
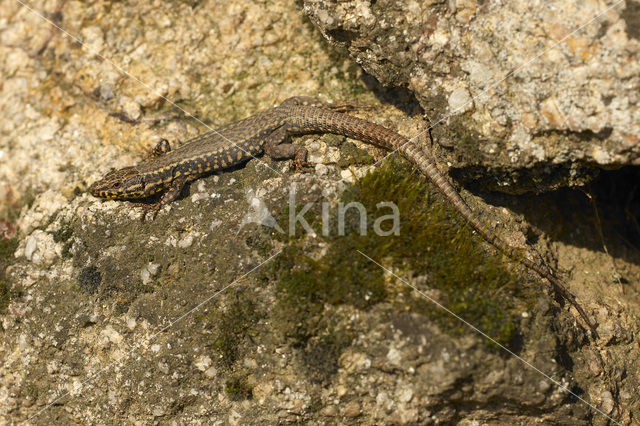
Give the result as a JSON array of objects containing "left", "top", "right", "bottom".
[
  {"left": 0, "top": 0, "right": 638, "bottom": 425},
  {"left": 304, "top": 0, "right": 640, "bottom": 193}
]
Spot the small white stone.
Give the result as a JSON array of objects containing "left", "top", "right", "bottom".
[
  {"left": 448, "top": 88, "right": 473, "bottom": 114},
  {"left": 315, "top": 163, "right": 328, "bottom": 175},
  {"left": 194, "top": 355, "right": 212, "bottom": 371},
  {"left": 430, "top": 28, "right": 450, "bottom": 47},
  {"left": 191, "top": 192, "right": 209, "bottom": 203},
  {"left": 399, "top": 388, "right": 413, "bottom": 402},
  {"left": 140, "top": 268, "right": 151, "bottom": 284},
  {"left": 165, "top": 235, "right": 177, "bottom": 247},
  {"left": 243, "top": 358, "right": 258, "bottom": 368},
  {"left": 337, "top": 385, "right": 348, "bottom": 398},
  {"left": 539, "top": 380, "right": 551, "bottom": 392},
  {"left": 466, "top": 61, "right": 493, "bottom": 87},
  {"left": 81, "top": 26, "right": 105, "bottom": 54},
  {"left": 147, "top": 263, "right": 160, "bottom": 275},
  {"left": 178, "top": 233, "right": 195, "bottom": 248},
  {"left": 600, "top": 390, "right": 615, "bottom": 414},
  {"left": 387, "top": 347, "right": 402, "bottom": 365},
  {"left": 341, "top": 169, "right": 355, "bottom": 183},
  {"left": 24, "top": 235, "right": 37, "bottom": 261},
  {"left": 592, "top": 146, "right": 611, "bottom": 165},
  {"left": 157, "top": 361, "right": 169, "bottom": 374},
  {"left": 101, "top": 326, "right": 123, "bottom": 344},
  {"left": 118, "top": 96, "right": 142, "bottom": 122},
  {"left": 126, "top": 317, "right": 137, "bottom": 330},
  {"left": 204, "top": 366, "right": 217, "bottom": 378},
  {"left": 326, "top": 147, "right": 341, "bottom": 163},
  {"left": 140, "top": 262, "right": 160, "bottom": 284}
]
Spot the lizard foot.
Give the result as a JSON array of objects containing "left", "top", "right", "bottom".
[
  {"left": 132, "top": 201, "right": 162, "bottom": 222},
  {"left": 291, "top": 159, "right": 315, "bottom": 173}
]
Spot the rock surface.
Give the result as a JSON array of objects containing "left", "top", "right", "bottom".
[
  {"left": 304, "top": 0, "right": 640, "bottom": 193},
  {"left": 0, "top": 0, "right": 639, "bottom": 425}
]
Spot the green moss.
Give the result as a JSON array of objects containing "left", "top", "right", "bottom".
[
  {"left": 0, "top": 281, "right": 8, "bottom": 313},
  {"left": 0, "top": 238, "right": 20, "bottom": 314},
  {"left": 273, "top": 243, "right": 386, "bottom": 319},
  {"left": 52, "top": 222, "right": 73, "bottom": 243},
  {"left": 244, "top": 232, "right": 274, "bottom": 257},
  {"left": 337, "top": 141, "right": 374, "bottom": 167},
  {"left": 321, "top": 134, "right": 346, "bottom": 148},
  {"left": 225, "top": 374, "right": 253, "bottom": 401},
  {"left": 77, "top": 266, "right": 102, "bottom": 295},
  {"left": 0, "top": 238, "right": 18, "bottom": 260},
  {"left": 113, "top": 299, "right": 131, "bottom": 316},
  {"left": 269, "top": 159, "right": 532, "bottom": 351},
  {"left": 61, "top": 241, "right": 74, "bottom": 259},
  {"left": 231, "top": 70, "right": 250, "bottom": 81},
  {"left": 53, "top": 222, "right": 74, "bottom": 259},
  {"left": 211, "top": 291, "right": 262, "bottom": 368},
  {"left": 299, "top": 325, "right": 355, "bottom": 384},
  {"left": 0, "top": 281, "right": 17, "bottom": 314}
]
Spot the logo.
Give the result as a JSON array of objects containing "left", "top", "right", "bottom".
[{"left": 240, "top": 183, "right": 399, "bottom": 237}]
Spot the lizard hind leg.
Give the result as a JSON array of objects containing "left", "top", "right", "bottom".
[
  {"left": 279, "top": 96, "right": 373, "bottom": 113},
  {"left": 263, "top": 126, "right": 311, "bottom": 172},
  {"left": 279, "top": 96, "right": 326, "bottom": 108}
]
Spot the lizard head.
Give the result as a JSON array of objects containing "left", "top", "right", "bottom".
[{"left": 89, "top": 167, "right": 146, "bottom": 199}]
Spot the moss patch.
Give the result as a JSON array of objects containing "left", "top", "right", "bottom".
[
  {"left": 268, "top": 159, "right": 532, "bottom": 356},
  {"left": 52, "top": 221, "right": 74, "bottom": 259},
  {"left": 0, "top": 237, "right": 19, "bottom": 314},
  {"left": 211, "top": 291, "right": 263, "bottom": 368},
  {"left": 0, "top": 238, "right": 18, "bottom": 260},
  {"left": 225, "top": 373, "right": 253, "bottom": 401},
  {"left": 337, "top": 140, "right": 375, "bottom": 167},
  {"left": 0, "top": 280, "right": 19, "bottom": 315},
  {"left": 77, "top": 266, "right": 102, "bottom": 295}
]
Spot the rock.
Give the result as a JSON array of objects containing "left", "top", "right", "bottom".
[
  {"left": 304, "top": 0, "right": 640, "bottom": 193},
  {"left": 1, "top": 0, "right": 637, "bottom": 425},
  {"left": 344, "top": 400, "right": 361, "bottom": 418}
]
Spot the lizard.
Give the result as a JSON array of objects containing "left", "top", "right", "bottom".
[{"left": 89, "top": 95, "right": 597, "bottom": 336}]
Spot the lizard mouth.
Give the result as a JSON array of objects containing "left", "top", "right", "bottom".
[
  {"left": 88, "top": 182, "right": 102, "bottom": 197},
  {"left": 89, "top": 179, "right": 124, "bottom": 198}
]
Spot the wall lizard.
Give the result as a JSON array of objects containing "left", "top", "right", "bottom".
[{"left": 90, "top": 96, "right": 596, "bottom": 336}]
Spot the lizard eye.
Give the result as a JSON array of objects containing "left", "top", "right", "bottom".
[{"left": 113, "top": 182, "right": 121, "bottom": 188}]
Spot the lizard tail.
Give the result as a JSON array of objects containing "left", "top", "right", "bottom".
[
  {"left": 401, "top": 141, "right": 597, "bottom": 337},
  {"left": 292, "top": 106, "right": 596, "bottom": 336}
]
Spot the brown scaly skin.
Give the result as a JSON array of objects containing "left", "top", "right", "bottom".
[{"left": 90, "top": 96, "right": 597, "bottom": 337}]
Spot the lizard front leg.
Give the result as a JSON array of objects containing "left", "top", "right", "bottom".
[{"left": 134, "top": 175, "right": 189, "bottom": 220}]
